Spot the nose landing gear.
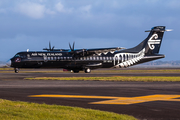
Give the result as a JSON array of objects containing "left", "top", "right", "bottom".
[{"left": 14, "top": 68, "right": 19, "bottom": 73}]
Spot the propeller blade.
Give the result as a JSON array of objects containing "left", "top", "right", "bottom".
[
  {"left": 49, "top": 41, "right": 51, "bottom": 50},
  {"left": 52, "top": 46, "right": 55, "bottom": 50},
  {"left": 73, "top": 42, "right": 75, "bottom": 50},
  {"left": 69, "top": 43, "right": 72, "bottom": 51}
]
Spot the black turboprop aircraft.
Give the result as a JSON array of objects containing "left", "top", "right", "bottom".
[{"left": 10, "top": 26, "right": 170, "bottom": 73}]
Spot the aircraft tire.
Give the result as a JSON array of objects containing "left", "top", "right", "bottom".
[
  {"left": 85, "top": 68, "right": 91, "bottom": 73},
  {"left": 14, "top": 68, "right": 19, "bottom": 73},
  {"left": 73, "top": 70, "right": 79, "bottom": 73}
]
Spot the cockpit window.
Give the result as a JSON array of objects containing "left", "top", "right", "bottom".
[
  {"left": 14, "top": 54, "right": 26, "bottom": 58},
  {"left": 15, "top": 54, "right": 20, "bottom": 57}
]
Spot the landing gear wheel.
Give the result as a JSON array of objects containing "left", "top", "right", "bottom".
[
  {"left": 73, "top": 70, "right": 79, "bottom": 73},
  {"left": 14, "top": 68, "right": 19, "bottom": 73},
  {"left": 84, "top": 68, "right": 91, "bottom": 73}
]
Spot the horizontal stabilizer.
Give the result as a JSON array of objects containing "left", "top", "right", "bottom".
[{"left": 145, "top": 28, "right": 172, "bottom": 32}]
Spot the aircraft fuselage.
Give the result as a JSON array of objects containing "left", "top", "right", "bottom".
[{"left": 10, "top": 26, "right": 169, "bottom": 73}]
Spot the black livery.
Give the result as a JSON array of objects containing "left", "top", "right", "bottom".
[{"left": 10, "top": 26, "right": 169, "bottom": 73}]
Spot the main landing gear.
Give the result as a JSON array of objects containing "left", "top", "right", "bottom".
[
  {"left": 72, "top": 68, "right": 91, "bottom": 73},
  {"left": 84, "top": 68, "right": 91, "bottom": 73},
  {"left": 14, "top": 68, "right": 19, "bottom": 73}
]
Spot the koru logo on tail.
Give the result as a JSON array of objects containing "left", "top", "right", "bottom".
[{"left": 148, "top": 34, "right": 161, "bottom": 50}]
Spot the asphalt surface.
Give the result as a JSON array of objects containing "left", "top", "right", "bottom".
[{"left": 1, "top": 72, "right": 180, "bottom": 120}]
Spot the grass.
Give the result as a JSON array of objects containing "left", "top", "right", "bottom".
[
  {"left": 25, "top": 76, "right": 180, "bottom": 82},
  {"left": 93, "top": 69, "right": 180, "bottom": 73},
  {"left": 1, "top": 67, "right": 180, "bottom": 73},
  {"left": 0, "top": 68, "right": 14, "bottom": 70},
  {"left": 0, "top": 99, "right": 136, "bottom": 120},
  {"left": 0, "top": 68, "right": 63, "bottom": 73}
]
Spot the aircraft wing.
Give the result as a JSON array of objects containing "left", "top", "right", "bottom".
[
  {"left": 73, "top": 47, "right": 125, "bottom": 57},
  {"left": 86, "top": 47, "right": 125, "bottom": 55}
]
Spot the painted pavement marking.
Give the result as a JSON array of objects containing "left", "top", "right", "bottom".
[{"left": 28, "top": 94, "right": 180, "bottom": 105}]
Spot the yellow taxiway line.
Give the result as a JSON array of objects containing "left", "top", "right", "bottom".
[{"left": 28, "top": 94, "right": 180, "bottom": 105}]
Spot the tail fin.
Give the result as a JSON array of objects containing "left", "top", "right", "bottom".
[
  {"left": 124, "top": 26, "right": 168, "bottom": 55},
  {"left": 144, "top": 26, "right": 165, "bottom": 55}
]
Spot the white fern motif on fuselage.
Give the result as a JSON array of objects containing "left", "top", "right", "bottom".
[{"left": 113, "top": 48, "right": 145, "bottom": 68}]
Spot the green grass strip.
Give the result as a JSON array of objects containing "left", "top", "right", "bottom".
[
  {"left": 0, "top": 99, "right": 136, "bottom": 120},
  {"left": 1, "top": 68, "right": 180, "bottom": 73},
  {"left": 93, "top": 69, "right": 180, "bottom": 73},
  {"left": 25, "top": 76, "right": 180, "bottom": 82},
  {"left": 0, "top": 68, "right": 14, "bottom": 70}
]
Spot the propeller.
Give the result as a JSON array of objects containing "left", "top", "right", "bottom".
[
  {"left": 43, "top": 41, "right": 55, "bottom": 51},
  {"left": 69, "top": 42, "right": 87, "bottom": 58},
  {"left": 69, "top": 42, "right": 76, "bottom": 59},
  {"left": 49, "top": 41, "right": 55, "bottom": 51},
  {"left": 49, "top": 42, "right": 51, "bottom": 50},
  {"left": 69, "top": 42, "right": 75, "bottom": 51}
]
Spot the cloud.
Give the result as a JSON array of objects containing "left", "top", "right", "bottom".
[
  {"left": 46, "top": 9, "right": 56, "bottom": 15},
  {"left": 17, "top": 2, "right": 45, "bottom": 19},
  {"left": 55, "top": 2, "right": 72, "bottom": 13},
  {"left": 79, "top": 5, "right": 91, "bottom": 13},
  {"left": 55, "top": 2, "right": 64, "bottom": 12}
]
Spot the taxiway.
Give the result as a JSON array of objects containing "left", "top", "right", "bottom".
[{"left": 0, "top": 72, "right": 180, "bottom": 120}]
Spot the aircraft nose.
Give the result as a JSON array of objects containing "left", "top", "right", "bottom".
[{"left": 6, "top": 59, "right": 12, "bottom": 67}]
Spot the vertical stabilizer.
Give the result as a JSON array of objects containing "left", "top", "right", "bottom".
[
  {"left": 144, "top": 26, "right": 165, "bottom": 55},
  {"left": 123, "top": 26, "right": 167, "bottom": 55}
]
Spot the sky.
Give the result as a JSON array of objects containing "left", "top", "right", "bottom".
[{"left": 0, "top": 0, "right": 180, "bottom": 62}]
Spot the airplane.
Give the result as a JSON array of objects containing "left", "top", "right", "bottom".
[{"left": 9, "top": 26, "right": 170, "bottom": 73}]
